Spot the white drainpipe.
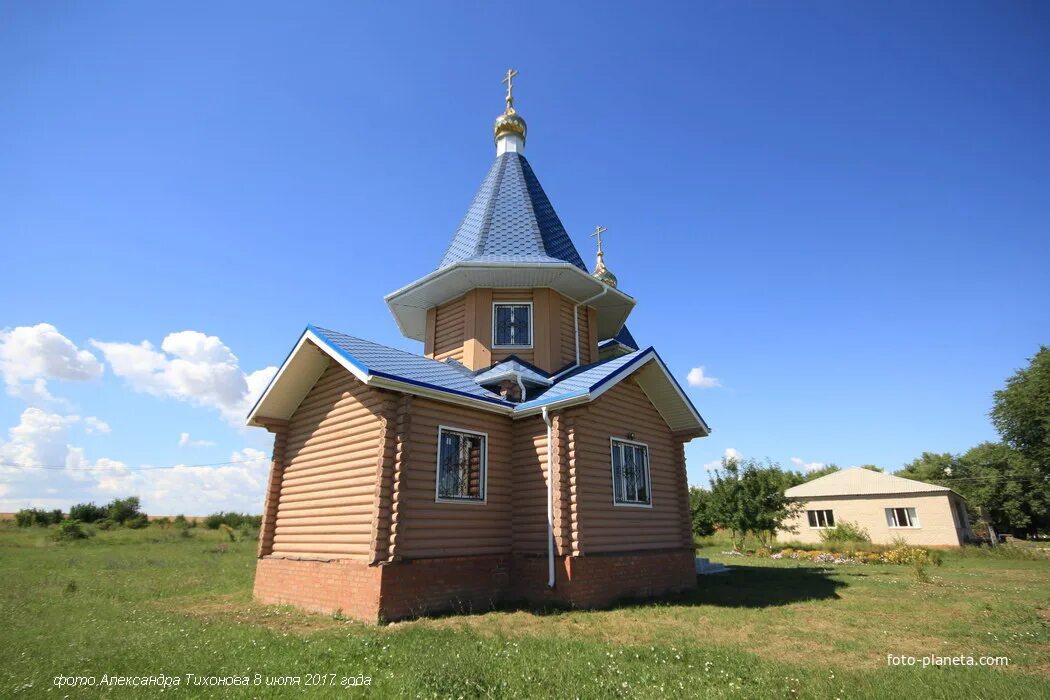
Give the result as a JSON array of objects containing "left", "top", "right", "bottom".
[
  {"left": 542, "top": 406, "right": 555, "bottom": 588},
  {"left": 574, "top": 286, "right": 610, "bottom": 367}
]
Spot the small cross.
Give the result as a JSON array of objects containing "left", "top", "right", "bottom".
[
  {"left": 591, "top": 225, "right": 607, "bottom": 253},
  {"left": 502, "top": 68, "right": 518, "bottom": 107}
]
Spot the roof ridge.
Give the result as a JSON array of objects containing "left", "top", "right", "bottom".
[
  {"left": 475, "top": 152, "right": 510, "bottom": 258},
  {"left": 511, "top": 153, "right": 548, "bottom": 254}
]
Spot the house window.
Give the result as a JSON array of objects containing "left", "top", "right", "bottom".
[
  {"left": 436, "top": 427, "right": 486, "bottom": 502},
  {"left": 493, "top": 303, "right": 532, "bottom": 347},
  {"left": 611, "top": 438, "right": 651, "bottom": 507},
  {"left": 886, "top": 507, "right": 920, "bottom": 528},
  {"left": 806, "top": 509, "right": 835, "bottom": 528}
]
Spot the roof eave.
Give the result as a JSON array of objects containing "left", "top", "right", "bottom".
[{"left": 384, "top": 261, "right": 636, "bottom": 342}]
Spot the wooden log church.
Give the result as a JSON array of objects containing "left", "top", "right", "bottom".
[{"left": 247, "top": 72, "right": 710, "bottom": 622}]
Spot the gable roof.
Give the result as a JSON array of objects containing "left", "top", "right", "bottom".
[
  {"left": 473, "top": 357, "right": 553, "bottom": 387},
  {"left": 785, "top": 468, "right": 955, "bottom": 499},
  {"left": 438, "top": 152, "right": 587, "bottom": 270},
  {"left": 248, "top": 325, "right": 709, "bottom": 436}
]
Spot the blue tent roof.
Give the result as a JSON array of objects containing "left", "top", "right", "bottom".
[{"left": 437, "top": 152, "right": 588, "bottom": 271}]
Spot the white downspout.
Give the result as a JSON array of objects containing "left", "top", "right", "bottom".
[
  {"left": 542, "top": 406, "right": 555, "bottom": 588},
  {"left": 574, "top": 286, "right": 610, "bottom": 366}
]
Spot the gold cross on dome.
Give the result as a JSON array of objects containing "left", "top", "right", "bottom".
[
  {"left": 502, "top": 68, "right": 518, "bottom": 108},
  {"left": 591, "top": 225, "right": 608, "bottom": 253}
]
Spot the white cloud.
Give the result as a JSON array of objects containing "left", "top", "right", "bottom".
[
  {"left": 0, "top": 408, "right": 80, "bottom": 469},
  {"left": 791, "top": 457, "right": 826, "bottom": 472},
  {"left": 686, "top": 366, "right": 721, "bottom": 388},
  {"left": 0, "top": 324, "right": 103, "bottom": 402},
  {"left": 178, "top": 432, "right": 216, "bottom": 448},
  {"left": 84, "top": 417, "right": 111, "bottom": 434},
  {"left": 703, "top": 447, "right": 743, "bottom": 471},
  {"left": 91, "top": 331, "right": 277, "bottom": 423},
  {"left": 116, "top": 448, "right": 270, "bottom": 514},
  {"left": 0, "top": 408, "right": 270, "bottom": 514}
]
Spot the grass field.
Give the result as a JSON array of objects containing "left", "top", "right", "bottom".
[{"left": 0, "top": 524, "right": 1047, "bottom": 698}]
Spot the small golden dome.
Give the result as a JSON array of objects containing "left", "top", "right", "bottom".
[
  {"left": 593, "top": 250, "right": 618, "bottom": 288},
  {"left": 494, "top": 107, "right": 527, "bottom": 143}
]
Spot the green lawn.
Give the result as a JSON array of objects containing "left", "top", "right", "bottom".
[{"left": 0, "top": 524, "right": 1046, "bottom": 698}]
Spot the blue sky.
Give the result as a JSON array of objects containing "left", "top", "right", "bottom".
[{"left": 1, "top": 2, "right": 1047, "bottom": 513}]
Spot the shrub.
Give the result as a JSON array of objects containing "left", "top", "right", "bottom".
[
  {"left": 689, "top": 487, "right": 716, "bottom": 538},
  {"left": 819, "top": 520, "right": 871, "bottom": 544},
  {"left": 124, "top": 514, "right": 149, "bottom": 530},
  {"left": 94, "top": 518, "right": 116, "bottom": 531},
  {"left": 106, "top": 496, "right": 143, "bottom": 525},
  {"left": 14, "top": 508, "right": 64, "bottom": 527},
  {"left": 204, "top": 512, "right": 262, "bottom": 530},
  {"left": 173, "top": 514, "right": 196, "bottom": 529},
  {"left": 52, "top": 520, "right": 92, "bottom": 542},
  {"left": 69, "top": 502, "right": 108, "bottom": 523}
]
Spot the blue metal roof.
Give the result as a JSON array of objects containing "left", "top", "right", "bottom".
[
  {"left": 301, "top": 327, "right": 702, "bottom": 430},
  {"left": 437, "top": 152, "right": 588, "bottom": 271},
  {"left": 474, "top": 358, "right": 552, "bottom": 387},
  {"left": 515, "top": 349, "right": 650, "bottom": 411},
  {"left": 310, "top": 326, "right": 510, "bottom": 406},
  {"left": 600, "top": 325, "right": 639, "bottom": 351}
]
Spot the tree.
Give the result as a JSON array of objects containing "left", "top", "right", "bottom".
[
  {"left": 708, "top": 457, "right": 801, "bottom": 549},
  {"left": 958, "top": 442, "right": 1050, "bottom": 538},
  {"left": 69, "top": 502, "right": 108, "bottom": 523},
  {"left": 106, "top": 496, "right": 143, "bottom": 524},
  {"left": 991, "top": 346, "right": 1050, "bottom": 470},
  {"left": 897, "top": 446, "right": 1050, "bottom": 538},
  {"left": 896, "top": 452, "right": 958, "bottom": 484},
  {"left": 744, "top": 465, "right": 802, "bottom": 545},
  {"left": 688, "top": 487, "right": 716, "bottom": 539}
]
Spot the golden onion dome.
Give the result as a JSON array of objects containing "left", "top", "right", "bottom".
[
  {"left": 494, "top": 107, "right": 527, "bottom": 143},
  {"left": 593, "top": 250, "right": 618, "bottom": 288}
]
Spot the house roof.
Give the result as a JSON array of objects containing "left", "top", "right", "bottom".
[
  {"left": 438, "top": 152, "right": 588, "bottom": 270},
  {"left": 785, "top": 468, "right": 955, "bottom": 499},
  {"left": 248, "top": 325, "right": 709, "bottom": 436}
]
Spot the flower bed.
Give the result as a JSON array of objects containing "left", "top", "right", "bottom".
[{"left": 718, "top": 545, "right": 942, "bottom": 566}]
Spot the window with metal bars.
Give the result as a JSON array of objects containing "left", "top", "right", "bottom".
[
  {"left": 493, "top": 303, "right": 531, "bottom": 347},
  {"left": 611, "top": 439, "right": 651, "bottom": 506},
  {"left": 436, "top": 427, "right": 486, "bottom": 502}
]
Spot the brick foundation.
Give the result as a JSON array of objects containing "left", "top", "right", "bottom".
[
  {"left": 253, "top": 557, "right": 383, "bottom": 623},
  {"left": 254, "top": 548, "right": 695, "bottom": 623}
]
